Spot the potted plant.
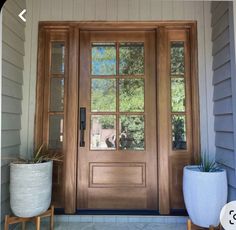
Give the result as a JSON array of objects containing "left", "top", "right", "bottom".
[
  {"left": 183, "top": 153, "right": 227, "bottom": 228},
  {"left": 10, "top": 144, "right": 62, "bottom": 218}
]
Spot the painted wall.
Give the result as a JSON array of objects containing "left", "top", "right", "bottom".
[
  {"left": 1, "top": 0, "right": 26, "bottom": 223},
  {"left": 212, "top": 1, "right": 236, "bottom": 200},
  {"left": 22, "top": 0, "right": 215, "bottom": 163}
]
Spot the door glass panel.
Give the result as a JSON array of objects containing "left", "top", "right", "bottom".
[
  {"left": 119, "top": 115, "right": 145, "bottom": 150},
  {"left": 119, "top": 79, "right": 144, "bottom": 112},
  {"left": 91, "top": 43, "right": 116, "bottom": 75},
  {"left": 119, "top": 43, "right": 144, "bottom": 75},
  {"left": 91, "top": 79, "right": 116, "bottom": 112},
  {"left": 170, "top": 42, "right": 184, "bottom": 75},
  {"left": 172, "top": 115, "right": 186, "bottom": 150},
  {"left": 49, "top": 115, "right": 64, "bottom": 149},
  {"left": 91, "top": 115, "right": 116, "bottom": 150},
  {"left": 51, "top": 42, "right": 65, "bottom": 74},
  {"left": 171, "top": 78, "right": 185, "bottom": 112},
  {"left": 50, "top": 78, "right": 64, "bottom": 112}
]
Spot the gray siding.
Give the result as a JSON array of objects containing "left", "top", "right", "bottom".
[
  {"left": 212, "top": 1, "right": 236, "bottom": 200},
  {"left": 1, "top": 0, "right": 25, "bottom": 224}
]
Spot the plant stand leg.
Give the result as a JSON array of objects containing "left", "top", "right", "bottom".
[
  {"left": 22, "top": 221, "right": 26, "bottom": 230},
  {"left": 4, "top": 215, "right": 9, "bottom": 230},
  {"left": 36, "top": 216, "right": 40, "bottom": 230},
  {"left": 50, "top": 205, "right": 54, "bottom": 230},
  {"left": 187, "top": 219, "right": 192, "bottom": 230}
]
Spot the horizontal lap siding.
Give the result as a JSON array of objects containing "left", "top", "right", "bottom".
[
  {"left": 212, "top": 1, "right": 236, "bottom": 200},
  {"left": 1, "top": 0, "right": 25, "bottom": 222}
]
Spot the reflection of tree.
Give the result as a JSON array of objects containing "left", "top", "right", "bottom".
[
  {"left": 172, "top": 116, "right": 186, "bottom": 150},
  {"left": 171, "top": 78, "right": 185, "bottom": 112},
  {"left": 171, "top": 42, "right": 184, "bottom": 75}
]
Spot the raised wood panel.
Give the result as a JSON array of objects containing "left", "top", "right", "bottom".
[
  {"left": 214, "top": 114, "right": 233, "bottom": 132},
  {"left": 2, "top": 77, "right": 22, "bottom": 99},
  {"left": 2, "top": 113, "right": 21, "bottom": 131},
  {"left": 2, "top": 9, "right": 25, "bottom": 40},
  {"left": 213, "top": 79, "right": 232, "bottom": 101},
  {"left": 2, "top": 96, "right": 21, "bottom": 114},
  {"left": 90, "top": 163, "right": 145, "bottom": 187},
  {"left": 88, "top": 188, "right": 146, "bottom": 209},
  {"left": 215, "top": 132, "right": 234, "bottom": 150},
  {"left": 211, "top": 1, "right": 229, "bottom": 26},
  {"left": 212, "top": 11, "right": 229, "bottom": 41},
  {"left": 213, "top": 45, "right": 230, "bottom": 70},
  {"left": 2, "top": 26, "right": 25, "bottom": 55},
  {"left": 214, "top": 97, "right": 232, "bottom": 115},
  {"left": 2, "top": 43, "right": 24, "bottom": 69},
  {"left": 2, "top": 60, "right": 23, "bottom": 84},
  {"left": 216, "top": 147, "right": 235, "bottom": 169},
  {"left": 212, "top": 27, "right": 229, "bottom": 56},
  {"left": 213, "top": 62, "right": 231, "bottom": 85},
  {"left": 2, "top": 130, "right": 21, "bottom": 148}
]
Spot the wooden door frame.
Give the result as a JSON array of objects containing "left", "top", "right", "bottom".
[{"left": 36, "top": 21, "right": 199, "bottom": 214}]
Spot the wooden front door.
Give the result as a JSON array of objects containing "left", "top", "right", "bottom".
[{"left": 77, "top": 31, "right": 157, "bottom": 209}]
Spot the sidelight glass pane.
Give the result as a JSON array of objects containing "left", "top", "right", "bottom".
[
  {"left": 119, "top": 79, "right": 144, "bottom": 112},
  {"left": 91, "top": 43, "right": 116, "bottom": 75},
  {"left": 49, "top": 115, "right": 64, "bottom": 149},
  {"left": 172, "top": 115, "right": 186, "bottom": 150},
  {"left": 171, "top": 78, "right": 185, "bottom": 112},
  {"left": 119, "top": 43, "right": 144, "bottom": 75},
  {"left": 119, "top": 115, "right": 144, "bottom": 150},
  {"left": 91, "top": 115, "right": 116, "bottom": 150},
  {"left": 170, "top": 42, "right": 184, "bottom": 75},
  {"left": 51, "top": 42, "right": 65, "bottom": 74},
  {"left": 91, "top": 79, "right": 116, "bottom": 112},
  {"left": 50, "top": 78, "right": 64, "bottom": 112}
]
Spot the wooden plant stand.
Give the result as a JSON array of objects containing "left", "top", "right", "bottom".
[
  {"left": 4, "top": 205, "right": 54, "bottom": 230},
  {"left": 187, "top": 219, "right": 222, "bottom": 230}
]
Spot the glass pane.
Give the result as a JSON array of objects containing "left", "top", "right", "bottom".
[
  {"left": 171, "top": 42, "right": 184, "bottom": 75},
  {"left": 50, "top": 78, "right": 64, "bottom": 112},
  {"left": 119, "top": 79, "right": 144, "bottom": 112},
  {"left": 91, "top": 79, "right": 116, "bottom": 112},
  {"left": 91, "top": 115, "right": 116, "bottom": 150},
  {"left": 172, "top": 115, "right": 186, "bottom": 150},
  {"left": 51, "top": 42, "right": 65, "bottom": 74},
  {"left": 49, "top": 115, "right": 63, "bottom": 149},
  {"left": 119, "top": 115, "right": 144, "bottom": 150},
  {"left": 171, "top": 78, "right": 185, "bottom": 112},
  {"left": 91, "top": 43, "right": 116, "bottom": 75},
  {"left": 119, "top": 43, "right": 144, "bottom": 75}
]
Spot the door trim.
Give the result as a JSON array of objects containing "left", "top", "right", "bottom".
[{"left": 36, "top": 21, "right": 199, "bottom": 214}]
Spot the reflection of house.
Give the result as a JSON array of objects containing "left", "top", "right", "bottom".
[{"left": 2, "top": 0, "right": 236, "bottom": 228}]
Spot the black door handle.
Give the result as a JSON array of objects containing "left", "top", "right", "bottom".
[{"left": 80, "top": 107, "right": 86, "bottom": 147}]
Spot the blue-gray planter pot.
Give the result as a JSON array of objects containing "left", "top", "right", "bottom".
[{"left": 10, "top": 161, "right": 53, "bottom": 217}]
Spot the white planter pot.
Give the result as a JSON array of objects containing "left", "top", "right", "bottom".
[
  {"left": 10, "top": 161, "right": 53, "bottom": 217},
  {"left": 183, "top": 165, "right": 227, "bottom": 228}
]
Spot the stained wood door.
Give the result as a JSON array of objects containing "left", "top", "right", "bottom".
[{"left": 77, "top": 31, "right": 157, "bottom": 209}]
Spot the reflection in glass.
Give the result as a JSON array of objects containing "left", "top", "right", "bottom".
[
  {"left": 50, "top": 78, "right": 64, "bottom": 112},
  {"left": 119, "top": 79, "right": 144, "bottom": 112},
  {"left": 49, "top": 115, "right": 64, "bottom": 149},
  {"left": 172, "top": 115, "right": 186, "bottom": 150},
  {"left": 119, "top": 43, "right": 144, "bottom": 75},
  {"left": 171, "top": 42, "right": 184, "bottom": 75},
  {"left": 51, "top": 42, "right": 65, "bottom": 74},
  {"left": 91, "top": 79, "right": 116, "bottom": 112},
  {"left": 119, "top": 115, "right": 144, "bottom": 150},
  {"left": 92, "top": 43, "right": 116, "bottom": 75},
  {"left": 171, "top": 78, "right": 185, "bottom": 112},
  {"left": 91, "top": 115, "right": 116, "bottom": 150}
]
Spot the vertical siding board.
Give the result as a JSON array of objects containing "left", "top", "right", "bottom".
[
  {"left": 183, "top": 1, "right": 196, "bottom": 20},
  {"left": 161, "top": 0, "right": 173, "bottom": 20},
  {"left": 95, "top": 0, "right": 107, "bottom": 20},
  {"left": 150, "top": 0, "right": 162, "bottom": 20},
  {"left": 39, "top": 0, "right": 51, "bottom": 20},
  {"left": 139, "top": 0, "right": 150, "bottom": 21},
  {"left": 73, "top": 0, "right": 85, "bottom": 21},
  {"left": 173, "top": 1, "right": 184, "bottom": 20},
  {"left": 128, "top": 0, "right": 139, "bottom": 20},
  {"left": 117, "top": 0, "right": 129, "bottom": 20},
  {"left": 62, "top": 0, "right": 74, "bottom": 20},
  {"left": 51, "top": 0, "right": 63, "bottom": 20},
  {"left": 106, "top": 0, "right": 117, "bottom": 21},
  {"left": 84, "top": 0, "right": 96, "bottom": 20}
]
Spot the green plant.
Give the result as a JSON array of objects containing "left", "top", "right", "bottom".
[{"left": 198, "top": 152, "right": 219, "bottom": 172}]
